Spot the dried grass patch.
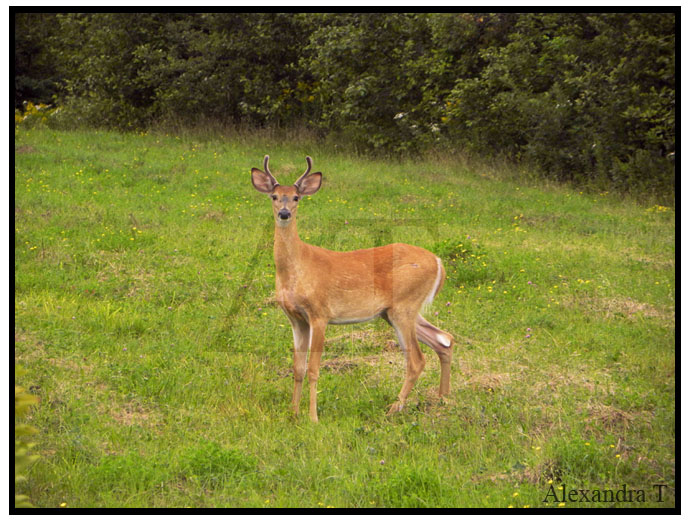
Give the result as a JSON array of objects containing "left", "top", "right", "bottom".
[
  {"left": 100, "top": 399, "right": 163, "bottom": 430},
  {"left": 16, "top": 145, "right": 36, "bottom": 154},
  {"left": 529, "top": 368, "right": 612, "bottom": 396},
  {"left": 93, "top": 251, "right": 156, "bottom": 298},
  {"left": 470, "top": 461, "right": 547, "bottom": 485},
  {"left": 273, "top": 163, "right": 300, "bottom": 176},
  {"left": 277, "top": 349, "right": 403, "bottom": 379},
  {"left": 564, "top": 295, "right": 674, "bottom": 323},
  {"left": 632, "top": 254, "right": 675, "bottom": 270},
  {"left": 464, "top": 371, "right": 512, "bottom": 392},
  {"left": 323, "top": 355, "right": 382, "bottom": 373},
  {"left": 124, "top": 269, "right": 156, "bottom": 298},
  {"left": 201, "top": 210, "right": 226, "bottom": 222},
  {"left": 325, "top": 328, "right": 395, "bottom": 348},
  {"left": 47, "top": 357, "right": 94, "bottom": 374},
  {"left": 584, "top": 403, "right": 651, "bottom": 432},
  {"left": 36, "top": 246, "right": 74, "bottom": 266},
  {"left": 15, "top": 329, "right": 47, "bottom": 363}
]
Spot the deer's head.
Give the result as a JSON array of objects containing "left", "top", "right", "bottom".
[{"left": 252, "top": 156, "right": 322, "bottom": 226}]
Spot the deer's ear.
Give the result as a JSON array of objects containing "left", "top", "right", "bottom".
[
  {"left": 296, "top": 172, "right": 322, "bottom": 196},
  {"left": 252, "top": 168, "right": 277, "bottom": 194}
]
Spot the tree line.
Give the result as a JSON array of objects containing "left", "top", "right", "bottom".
[{"left": 15, "top": 12, "right": 676, "bottom": 196}]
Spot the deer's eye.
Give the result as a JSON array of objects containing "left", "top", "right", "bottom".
[
  {"left": 293, "top": 196, "right": 299, "bottom": 202},
  {"left": 271, "top": 195, "right": 278, "bottom": 201}
]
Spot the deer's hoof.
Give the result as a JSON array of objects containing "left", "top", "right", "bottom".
[{"left": 386, "top": 401, "right": 405, "bottom": 416}]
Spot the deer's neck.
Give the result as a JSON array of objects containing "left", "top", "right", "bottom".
[{"left": 273, "top": 219, "right": 303, "bottom": 279}]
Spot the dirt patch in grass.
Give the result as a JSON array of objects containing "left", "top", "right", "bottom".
[
  {"left": 15, "top": 328, "right": 44, "bottom": 347},
  {"left": 201, "top": 210, "right": 226, "bottom": 222},
  {"left": 101, "top": 399, "right": 163, "bottom": 430},
  {"left": 261, "top": 292, "right": 277, "bottom": 306},
  {"left": 530, "top": 367, "right": 609, "bottom": 396},
  {"left": 325, "top": 328, "right": 396, "bottom": 348},
  {"left": 47, "top": 357, "right": 94, "bottom": 374},
  {"left": 272, "top": 162, "right": 300, "bottom": 177},
  {"left": 323, "top": 355, "right": 382, "bottom": 373},
  {"left": 15, "top": 329, "right": 49, "bottom": 364},
  {"left": 471, "top": 460, "right": 548, "bottom": 485},
  {"left": 399, "top": 194, "right": 424, "bottom": 205},
  {"left": 632, "top": 254, "right": 675, "bottom": 270},
  {"left": 16, "top": 145, "right": 36, "bottom": 154},
  {"left": 34, "top": 245, "right": 74, "bottom": 266},
  {"left": 583, "top": 403, "right": 652, "bottom": 432},
  {"left": 93, "top": 251, "right": 156, "bottom": 298},
  {"left": 110, "top": 404, "right": 155, "bottom": 427},
  {"left": 93, "top": 249, "right": 132, "bottom": 269},
  {"left": 125, "top": 269, "right": 156, "bottom": 298},
  {"left": 277, "top": 350, "right": 402, "bottom": 378},
  {"left": 418, "top": 386, "right": 454, "bottom": 413},
  {"left": 564, "top": 295, "right": 674, "bottom": 323},
  {"left": 464, "top": 371, "right": 512, "bottom": 392}
]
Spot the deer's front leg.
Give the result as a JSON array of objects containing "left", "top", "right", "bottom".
[
  {"left": 307, "top": 319, "right": 327, "bottom": 423},
  {"left": 290, "top": 318, "right": 310, "bottom": 417}
]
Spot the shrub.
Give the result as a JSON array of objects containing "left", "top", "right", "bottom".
[
  {"left": 15, "top": 12, "right": 676, "bottom": 197},
  {"left": 15, "top": 366, "right": 40, "bottom": 508},
  {"left": 444, "top": 13, "right": 675, "bottom": 195},
  {"left": 14, "top": 101, "right": 59, "bottom": 129}
]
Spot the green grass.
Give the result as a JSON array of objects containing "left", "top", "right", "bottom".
[{"left": 15, "top": 126, "right": 675, "bottom": 509}]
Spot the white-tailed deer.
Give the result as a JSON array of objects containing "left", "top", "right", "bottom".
[{"left": 252, "top": 155, "right": 454, "bottom": 422}]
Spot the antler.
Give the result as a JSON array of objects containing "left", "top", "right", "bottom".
[
  {"left": 294, "top": 156, "right": 313, "bottom": 188},
  {"left": 263, "top": 155, "right": 279, "bottom": 187}
]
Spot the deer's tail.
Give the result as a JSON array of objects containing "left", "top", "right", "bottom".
[{"left": 418, "top": 257, "right": 453, "bottom": 351}]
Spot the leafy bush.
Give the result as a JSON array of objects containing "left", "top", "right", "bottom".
[
  {"left": 15, "top": 366, "right": 40, "bottom": 508},
  {"left": 14, "top": 101, "right": 59, "bottom": 128},
  {"left": 14, "top": 13, "right": 63, "bottom": 108},
  {"left": 444, "top": 13, "right": 675, "bottom": 193},
  {"left": 51, "top": 13, "right": 316, "bottom": 130},
  {"left": 15, "top": 12, "right": 676, "bottom": 197}
]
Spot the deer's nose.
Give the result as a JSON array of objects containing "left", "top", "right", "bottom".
[{"left": 278, "top": 209, "right": 291, "bottom": 220}]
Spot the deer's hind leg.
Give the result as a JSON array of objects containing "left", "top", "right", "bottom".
[
  {"left": 384, "top": 309, "right": 426, "bottom": 415},
  {"left": 416, "top": 314, "right": 454, "bottom": 396}
]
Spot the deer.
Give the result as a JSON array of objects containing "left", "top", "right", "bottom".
[{"left": 251, "top": 155, "right": 454, "bottom": 422}]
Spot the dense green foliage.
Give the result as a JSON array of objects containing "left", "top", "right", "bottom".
[
  {"left": 14, "top": 13, "right": 62, "bottom": 108},
  {"left": 15, "top": 366, "right": 40, "bottom": 508},
  {"left": 14, "top": 12, "right": 675, "bottom": 193}
]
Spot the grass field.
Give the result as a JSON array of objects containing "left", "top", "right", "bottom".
[{"left": 14, "top": 126, "right": 675, "bottom": 509}]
